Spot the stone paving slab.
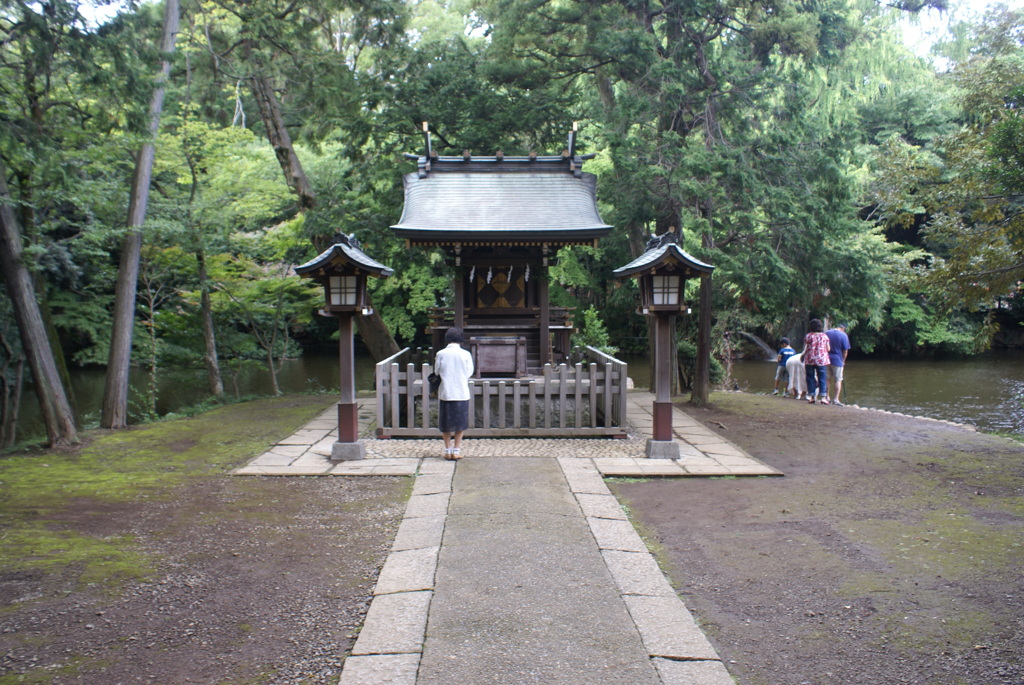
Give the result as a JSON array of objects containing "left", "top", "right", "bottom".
[
  {"left": 676, "top": 444, "right": 708, "bottom": 459},
  {"left": 329, "top": 460, "right": 420, "bottom": 476},
  {"left": 653, "top": 658, "right": 736, "bottom": 685},
  {"left": 403, "top": 492, "right": 450, "bottom": 519},
  {"left": 338, "top": 654, "right": 419, "bottom": 685},
  {"left": 602, "top": 549, "right": 678, "bottom": 597},
  {"left": 676, "top": 463, "right": 739, "bottom": 476},
  {"left": 277, "top": 429, "right": 332, "bottom": 444},
  {"left": 410, "top": 473, "right": 453, "bottom": 496},
  {"left": 263, "top": 444, "right": 310, "bottom": 458},
  {"left": 634, "top": 461, "right": 691, "bottom": 475},
  {"left": 576, "top": 492, "right": 629, "bottom": 520},
  {"left": 623, "top": 595, "right": 720, "bottom": 660},
  {"left": 562, "top": 467, "right": 611, "bottom": 494},
  {"left": 234, "top": 392, "right": 783, "bottom": 479},
  {"left": 373, "top": 547, "right": 439, "bottom": 595},
  {"left": 588, "top": 517, "right": 650, "bottom": 553},
  {"left": 392, "top": 516, "right": 446, "bottom": 552},
  {"left": 302, "top": 419, "right": 336, "bottom": 430},
  {"left": 417, "top": 460, "right": 455, "bottom": 476},
  {"left": 248, "top": 453, "right": 296, "bottom": 467},
  {"left": 290, "top": 455, "right": 335, "bottom": 472},
  {"left": 233, "top": 464, "right": 330, "bottom": 476},
  {"left": 350, "top": 590, "right": 432, "bottom": 655}
]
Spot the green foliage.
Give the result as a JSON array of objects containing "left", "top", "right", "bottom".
[
  {"left": 3, "top": 0, "right": 1020, "bottom": 430},
  {"left": 572, "top": 306, "right": 618, "bottom": 356},
  {"left": 873, "top": 293, "right": 989, "bottom": 354},
  {"left": 678, "top": 338, "right": 725, "bottom": 388},
  {"left": 871, "top": 7, "right": 1024, "bottom": 342}
]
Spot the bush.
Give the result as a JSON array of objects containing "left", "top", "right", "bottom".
[
  {"left": 572, "top": 306, "right": 619, "bottom": 356},
  {"left": 677, "top": 339, "right": 724, "bottom": 388}
]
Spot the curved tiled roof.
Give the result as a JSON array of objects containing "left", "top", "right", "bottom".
[
  {"left": 391, "top": 168, "right": 612, "bottom": 243},
  {"left": 295, "top": 240, "right": 393, "bottom": 278},
  {"left": 612, "top": 242, "right": 714, "bottom": 277}
]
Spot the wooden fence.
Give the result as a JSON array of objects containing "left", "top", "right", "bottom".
[{"left": 375, "top": 346, "right": 629, "bottom": 438}]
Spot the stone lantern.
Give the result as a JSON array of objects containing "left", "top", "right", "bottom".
[
  {"left": 296, "top": 234, "right": 393, "bottom": 460},
  {"left": 613, "top": 229, "right": 714, "bottom": 458}
]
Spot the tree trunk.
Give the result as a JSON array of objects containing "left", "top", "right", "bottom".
[
  {"left": 690, "top": 272, "right": 713, "bottom": 406},
  {"left": 13, "top": 171, "right": 77, "bottom": 415},
  {"left": 248, "top": 74, "right": 317, "bottom": 211},
  {"left": 356, "top": 309, "right": 400, "bottom": 362},
  {"left": 0, "top": 167, "right": 78, "bottom": 446},
  {"left": 0, "top": 327, "right": 26, "bottom": 448},
  {"left": 246, "top": 69, "right": 400, "bottom": 360},
  {"left": 101, "top": 0, "right": 180, "bottom": 429},
  {"left": 196, "top": 249, "right": 223, "bottom": 396}
]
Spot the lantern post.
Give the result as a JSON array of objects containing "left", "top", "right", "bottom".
[
  {"left": 613, "top": 229, "right": 714, "bottom": 458},
  {"left": 296, "top": 234, "right": 393, "bottom": 460}
]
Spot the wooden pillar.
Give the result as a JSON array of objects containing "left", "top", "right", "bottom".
[
  {"left": 690, "top": 272, "right": 713, "bottom": 405},
  {"left": 454, "top": 266, "right": 465, "bottom": 330},
  {"left": 337, "top": 313, "right": 358, "bottom": 442},
  {"left": 332, "top": 312, "right": 364, "bottom": 460},
  {"left": 539, "top": 268, "right": 550, "bottom": 366},
  {"left": 652, "top": 312, "right": 673, "bottom": 441}
]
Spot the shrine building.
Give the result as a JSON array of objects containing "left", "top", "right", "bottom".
[{"left": 392, "top": 126, "right": 611, "bottom": 377}]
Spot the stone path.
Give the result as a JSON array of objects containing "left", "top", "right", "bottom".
[
  {"left": 233, "top": 392, "right": 781, "bottom": 683},
  {"left": 338, "top": 454, "right": 737, "bottom": 685},
  {"left": 233, "top": 392, "right": 780, "bottom": 684},
  {"left": 234, "top": 392, "right": 781, "bottom": 478}
]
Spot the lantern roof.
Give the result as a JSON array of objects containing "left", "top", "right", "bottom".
[
  {"left": 391, "top": 126, "right": 612, "bottom": 246},
  {"left": 612, "top": 232, "right": 714, "bottom": 279},
  {"left": 295, "top": 234, "right": 394, "bottom": 278}
]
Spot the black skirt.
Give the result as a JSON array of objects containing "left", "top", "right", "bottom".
[{"left": 438, "top": 400, "right": 469, "bottom": 433}]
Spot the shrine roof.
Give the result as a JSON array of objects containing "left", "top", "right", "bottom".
[
  {"left": 295, "top": 236, "right": 393, "bottom": 278},
  {"left": 612, "top": 240, "right": 714, "bottom": 278},
  {"left": 391, "top": 155, "right": 613, "bottom": 245}
]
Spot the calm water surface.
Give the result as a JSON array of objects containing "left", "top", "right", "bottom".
[
  {"left": 725, "top": 351, "right": 1024, "bottom": 435},
  {"left": 13, "top": 349, "right": 1024, "bottom": 442}
]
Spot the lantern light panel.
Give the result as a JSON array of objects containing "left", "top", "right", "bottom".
[
  {"left": 651, "top": 275, "right": 680, "bottom": 307},
  {"left": 329, "top": 275, "right": 359, "bottom": 307}
]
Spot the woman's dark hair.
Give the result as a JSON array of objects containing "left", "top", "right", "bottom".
[
  {"left": 445, "top": 327, "right": 464, "bottom": 344},
  {"left": 809, "top": 318, "right": 823, "bottom": 333}
]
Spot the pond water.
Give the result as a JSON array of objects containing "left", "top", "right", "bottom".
[
  {"left": 721, "top": 350, "right": 1024, "bottom": 436},
  {"left": 11, "top": 349, "right": 1024, "bottom": 444}
]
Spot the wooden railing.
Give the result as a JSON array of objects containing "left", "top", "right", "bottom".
[{"left": 375, "top": 346, "right": 628, "bottom": 438}]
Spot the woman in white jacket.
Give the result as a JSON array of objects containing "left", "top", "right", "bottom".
[{"left": 434, "top": 327, "right": 474, "bottom": 460}]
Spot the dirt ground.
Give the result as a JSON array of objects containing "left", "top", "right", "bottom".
[
  {"left": 613, "top": 392, "right": 1024, "bottom": 685},
  {"left": 0, "top": 398, "right": 411, "bottom": 685},
  {"left": 0, "top": 475, "right": 410, "bottom": 684},
  {"left": 4, "top": 393, "right": 1023, "bottom": 685}
]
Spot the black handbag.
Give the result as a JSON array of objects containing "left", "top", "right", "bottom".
[{"left": 428, "top": 372, "right": 441, "bottom": 394}]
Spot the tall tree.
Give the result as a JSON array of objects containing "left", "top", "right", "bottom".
[
  {"left": 873, "top": 5, "right": 1024, "bottom": 337},
  {"left": 101, "top": 0, "right": 181, "bottom": 428},
  {"left": 2, "top": 0, "right": 156, "bottom": 441},
  {"left": 188, "top": 0, "right": 407, "bottom": 359},
  {"left": 0, "top": 165, "right": 78, "bottom": 446}
]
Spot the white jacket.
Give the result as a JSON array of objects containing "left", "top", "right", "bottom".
[{"left": 435, "top": 343, "right": 474, "bottom": 401}]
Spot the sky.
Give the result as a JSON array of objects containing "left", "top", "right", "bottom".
[
  {"left": 900, "top": 0, "right": 1023, "bottom": 58},
  {"left": 80, "top": 0, "right": 1021, "bottom": 56}
]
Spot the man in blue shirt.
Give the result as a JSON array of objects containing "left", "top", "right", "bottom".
[{"left": 825, "top": 323, "right": 851, "bottom": 406}]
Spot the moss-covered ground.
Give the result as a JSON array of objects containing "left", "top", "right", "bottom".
[
  {"left": 0, "top": 395, "right": 410, "bottom": 684},
  {"left": 612, "top": 391, "right": 1024, "bottom": 685}
]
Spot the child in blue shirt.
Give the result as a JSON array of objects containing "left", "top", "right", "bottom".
[{"left": 773, "top": 338, "right": 796, "bottom": 396}]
